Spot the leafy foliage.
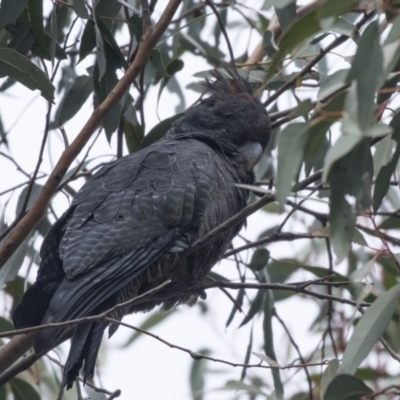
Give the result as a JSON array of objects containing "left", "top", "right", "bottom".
[{"left": 1, "top": 0, "right": 400, "bottom": 399}]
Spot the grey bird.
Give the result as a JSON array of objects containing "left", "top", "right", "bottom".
[{"left": 13, "top": 70, "right": 271, "bottom": 388}]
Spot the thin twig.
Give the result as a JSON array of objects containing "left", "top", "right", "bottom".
[
  {"left": 0, "top": 281, "right": 171, "bottom": 339},
  {"left": 264, "top": 9, "right": 375, "bottom": 106},
  {"left": 205, "top": 0, "right": 236, "bottom": 67},
  {"left": 274, "top": 310, "right": 313, "bottom": 400},
  {"left": 203, "top": 281, "right": 368, "bottom": 307},
  {"left": 0, "top": 151, "right": 31, "bottom": 178},
  {"left": 105, "top": 317, "right": 330, "bottom": 371},
  {"left": 325, "top": 238, "right": 338, "bottom": 358},
  {"left": 224, "top": 232, "right": 318, "bottom": 258},
  {"left": 19, "top": 102, "right": 53, "bottom": 215}
]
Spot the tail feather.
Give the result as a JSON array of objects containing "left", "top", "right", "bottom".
[{"left": 64, "top": 321, "right": 107, "bottom": 389}]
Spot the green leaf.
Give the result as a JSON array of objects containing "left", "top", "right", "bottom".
[
  {"left": 267, "top": 259, "right": 349, "bottom": 284},
  {"left": 268, "top": 0, "right": 354, "bottom": 78},
  {"left": 373, "top": 133, "right": 394, "bottom": 178},
  {"left": 95, "top": 0, "right": 122, "bottom": 19},
  {"left": 73, "top": 0, "right": 89, "bottom": 19},
  {"left": 10, "top": 378, "right": 40, "bottom": 400},
  {"left": 277, "top": 123, "right": 307, "bottom": 206},
  {"left": 239, "top": 290, "right": 265, "bottom": 328},
  {"left": 339, "top": 283, "right": 400, "bottom": 375},
  {"left": 275, "top": 2, "right": 296, "bottom": 31},
  {"left": 320, "top": 359, "right": 339, "bottom": 398},
  {"left": 226, "top": 287, "right": 244, "bottom": 328},
  {"left": 329, "top": 197, "right": 353, "bottom": 262},
  {"left": 0, "top": 316, "right": 14, "bottom": 332},
  {"left": 373, "top": 142, "right": 400, "bottom": 212},
  {"left": 347, "top": 21, "right": 382, "bottom": 131},
  {"left": 28, "top": 0, "right": 44, "bottom": 46},
  {"left": 121, "top": 95, "right": 142, "bottom": 153},
  {"left": 93, "top": 51, "right": 122, "bottom": 141},
  {"left": 324, "top": 375, "right": 372, "bottom": 400},
  {"left": 381, "top": 40, "right": 400, "bottom": 87},
  {"left": 123, "top": 119, "right": 142, "bottom": 154},
  {"left": 0, "top": 0, "right": 28, "bottom": 27},
  {"left": 219, "top": 380, "right": 264, "bottom": 395},
  {"left": 94, "top": 23, "right": 106, "bottom": 79},
  {"left": 190, "top": 348, "right": 210, "bottom": 400},
  {"left": 386, "top": 13, "right": 400, "bottom": 44},
  {"left": 94, "top": 12, "right": 128, "bottom": 70},
  {"left": 49, "top": 5, "right": 57, "bottom": 63},
  {"left": 57, "top": 74, "right": 93, "bottom": 125},
  {"left": 31, "top": 31, "right": 67, "bottom": 60},
  {"left": 327, "top": 141, "right": 373, "bottom": 261},
  {"left": 263, "top": 0, "right": 296, "bottom": 10},
  {"left": 379, "top": 215, "right": 400, "bottom": 230},
  {"left": 262, "top": 30, "right": 278, "bottom": 58},
  {"left": 0, "top": 48, "right": 54, "bottom": 102},
  {"left": 253, "top": 351, "right": 281, "bottom": 367},
  {"left": 249, "top": 248, "right": 270, "bottom": 271},
  {"left": 0, "top": 382, "right": 5, "bottom": 400},
  {"left": 263, "top": 288, "right": 284, "bottom": 399},
  {"left": 79, "top": 20, "right": 96, "bottom": 63},
  {"left": 322, "top": 135, "right": 360, "bottom": 182},
  {"left": 126, "top": 14, "right": 143, "bottom": 41},
  {"left": 8, "top": 22, "right": 35, "bottom": 56},
  {"left": 317, "top": 69, "right": 349, "bottom": 101},
  {"left": 330, "top": 17, "right": 358, "bottom": 39},
  {"left": 140, "top": 113, "right": 185, "bottom": 149},
  {"left": 16, "top": 182, "right": 43, "bottom": 215}
]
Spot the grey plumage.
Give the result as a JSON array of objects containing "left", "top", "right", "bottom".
[{"left": 13, "top": 70, "right": 271, "bottom": 388}]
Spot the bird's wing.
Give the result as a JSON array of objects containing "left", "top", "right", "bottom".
[{"left": 34, "top": 139, "right": 218, "bottom": 348}]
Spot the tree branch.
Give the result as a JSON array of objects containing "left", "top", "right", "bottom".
[
  {"left": 264, "top": 9, "right": 375, "bottom": 106},
  {"left": 105, "top": 317, "right": 330, "bottom": 371}
]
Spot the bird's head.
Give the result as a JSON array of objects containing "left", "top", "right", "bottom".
[{"left": 171, "top": 69, "right": 271, "bottom": 171}]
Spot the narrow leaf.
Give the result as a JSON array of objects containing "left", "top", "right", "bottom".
[
  {"left": 57, "top": 74, "right": 94, "bottom": 125},
  {"left": 339, "top": 283, "right": 400, "bottom": 375},
  {"left": 277, "top": 123, "right": 307, "bottom": 206},
  {"left": 275, "top": 2, "right": 296, "bottom": 31},
  {"left": 10, "top": 378, "right": 40, "bottom": 400},
  {"left": 263, "top": 284, "right": 284, "bottom": 399},
  {"left": 320, "top": 359, "right": 339, "bottom": 397},
  {"left": 0, "top": 48, "right": 54, "bottom": 102},
  {"left": 28, "top": 0, "right": 44, "bottom": 46},
  {"left": 8, "top": 22, "right": 35, "bottom": 56},
  {"left": 253, "top": 352, "right": 281, "bottom": 368},
  {"left": 347, "top": 21, "right": 382, "bottom": 131},
  {"left": 79, "top": 20, "right": 96, "bottom": 63},
  {"left": 73, "top": 0, "right": 89, "bottom": 19},
  {"left": 239, "top": 290, "right": 265, "bottom": 328},
  {"left": 190, "top": 349, "right": 210, "bottom": 400},
  {"left": 0, "top": 0, "right": 28, "bottom": 27},
  {"left": 324, "top": 374, "right": 372, "bottom": 400}
]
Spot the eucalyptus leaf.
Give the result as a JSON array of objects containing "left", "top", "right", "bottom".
[
  {"left": 0, "top": 0, "right": 28, "bottom": 27},
  {"left": 339, "top": 283, "right": 400, "bottom": 375},
  {"left": 324, "top": 374, "right": 372, "bottom": 400},
  {"left": 0, "top": 49, "right": 54, "bottom": 102}
]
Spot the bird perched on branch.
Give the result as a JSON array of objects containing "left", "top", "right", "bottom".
[{"left": 13, "top": 69, "right": 271, "bottom": 388}]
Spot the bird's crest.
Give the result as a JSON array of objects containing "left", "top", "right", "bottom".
[{"left": 204, "top": 69, "right": 256, "bottom": 100}]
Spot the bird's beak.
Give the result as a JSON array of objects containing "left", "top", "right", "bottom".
[{"left": 239, "top": 142, "right": 264, "bottom": 171}]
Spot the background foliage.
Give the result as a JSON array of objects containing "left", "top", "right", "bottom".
[{"left": 1, "top": 0, "right": 400, "bottom": 399}]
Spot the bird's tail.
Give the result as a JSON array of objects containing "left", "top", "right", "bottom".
[{"left": 63, "top": 321, "right": 107, "bottom": 389}]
